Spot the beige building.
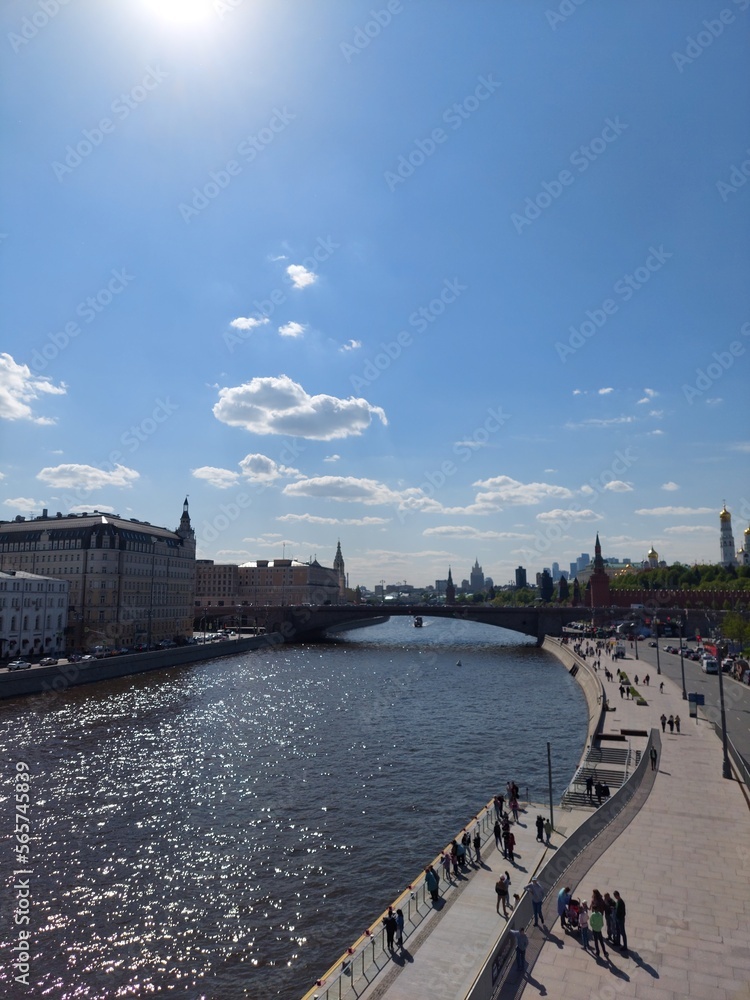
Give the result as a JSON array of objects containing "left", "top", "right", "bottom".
[
  {"left": 0, "top": 570, "right": 69, "bottom": 660},
  {"left": 0, "top": 500, "right": 196, "bottom": 651},
  {"left": 194, "top": 546, "right": 345, "bottom": 622}
]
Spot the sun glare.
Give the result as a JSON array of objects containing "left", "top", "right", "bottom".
[{"left": 140, "top": 0, "right": 216, "bottom": 26}]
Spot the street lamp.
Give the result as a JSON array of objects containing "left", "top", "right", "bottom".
[
  {"left": 678, "top": 619, "right": 687, "bottom": 700},
  {"left": 654, "top": 618, "right": 661, "bottom": 675},
  {"left": 717, "top": 653, "right": 732, "bottom": 779}
]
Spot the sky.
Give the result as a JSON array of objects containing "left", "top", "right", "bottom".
[{"left": 1, "top": 0, "right": 749, "bottom": 590}]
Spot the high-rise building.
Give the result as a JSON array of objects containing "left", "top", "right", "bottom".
[
  {"left": 551, "top": 561, "right": 560, "bottom": 582},
  {"left": 577, "top": 553, "right": 591, "bottom": 572},
  {"left": 0, "top": 500, "right": 196, "bottom": 651},
  {"left": 470, "top": 558, "right": 485, "bottom": 592},
  {"left": 515, "top": 566, "right": 527, "bottom": 589},
  {"left": 445, "top": 567, "right": 456, "bottom": 604}
]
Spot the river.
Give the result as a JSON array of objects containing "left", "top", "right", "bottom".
[{"left": 1, "top": 616, "right": 587, "bottom": 999}]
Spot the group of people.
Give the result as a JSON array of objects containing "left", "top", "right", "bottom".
[
  {"left": 557, "top": 886, "right": 628, "bottom": 959},
  {"left": 660, "top": 713, "right": 681, "bottom": 733},
  {"left": 381, "top": 906, "right": 405, "bottom": 950}
]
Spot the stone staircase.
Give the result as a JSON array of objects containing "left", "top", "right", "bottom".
[{"left": 561, "top": 745, "right": 641, "bottom": 808}]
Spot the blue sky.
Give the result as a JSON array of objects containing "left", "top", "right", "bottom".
[{"left": 2, "top": 0, "right": 749, "bottom": 589}]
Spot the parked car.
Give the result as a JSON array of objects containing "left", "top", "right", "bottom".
[
  {"left": 81, "top": 654, "right": 97, "bottom": 662},
  {"left": 39, "top": 657, "right": 59, "bottom": 666},
  {"left": 648, "top": 641, "right": 657, "bottom": 647},
  {"left": 8, "top": 660, "right": 31, "bottom": 670}
]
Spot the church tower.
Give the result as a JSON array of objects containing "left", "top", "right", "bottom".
[
  {"left": 588, "top": 533, "right": 611, "bottom": 608},
  {"left": 719, "top": 504, "right": 736, "bottom": 568},
  {"left": 445, "top": 566, "right": 456, "bottom": 605},
  {"left": 333, "top": 540, "right": 346, "bottom": 597},
  {"left": 738, "top": 524, "right": 750, "bottom": 567}
]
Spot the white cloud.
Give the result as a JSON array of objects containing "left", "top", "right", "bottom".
[
  {"left": 230, "top": 316, "right": 270, "bottom": 331},
  {"left": 278, "top": 321, "right": 305, "bottom": 338},
  {"left": 566, "top": 416, "right": 635, "bottom": 429},
  {"left": 422, "top": 525, "right": 530, "bottom": 540},
  {"left": 637, "top": 388, "right": 658, "bottom": 404},
  {"left": 36, "top": 463, "right": 139, "bottom": 490},
  {"left": 729, "top": 441, "right": 750, "bottom": 453},
  {"left": 649, "top": 409, "right": 664, "bottom": 418},
  {"left": 69, "top": 504, "right": 116, "bottom": 513},
  {"left": 213, "top": 375, "right": 387, "bottom": 440},
  {"left": 0, "top": 353, "right": 66, "bottom": 425},
  {"left": 239, "top": 453, "right": 300, "bottom": 481},
  {"left": 536, "top": 508, "right": 603, "bottom": 522},
  {"left": 191, "top": 466, "right": 240, "bottom": 489},
  {"left": 635, "top": 506, "right": 713, "bottom": 516},
  {"left": 661, "top": 482, "right": 679, "bottom": 491},
  {"left": 572, "top": 389, "right": 582, "bottom": 395},
  {"left": 706, "top": 398, "right": 723, "bottom": 406},
  {"left": 603, "top": 480, "right": 633, "bottom": 492},
  {"left": 471, "top": 475, "right": 574, "bottom": 506},
  {"left": 277, "top": 513, "right": 390, "bottom": 526},
  {"left": 3, "top": 497, "right": 44, "bottom": 512},
  {"left": 663, "top": 525, "right": 714, "bottom": 535},
  {"left": 286, "top": 264, "right": 317, "bottom": 289},
  {"left": 339, "top": 340, "right": 362, "bottom": 352},
  {"left": 648, "top": 429, "right": 665, "bottom": 436},
  {"left": 323, "top": 454, "right": 340, "bottom": 463},
  {"left": 283, "top": 475, "right": 402, "bottom": 505},
  {"left": 598, "top": 387, "right": 614, "bottom": 395}
]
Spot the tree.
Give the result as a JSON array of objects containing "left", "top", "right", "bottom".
[{"left": 558, "top": 576, "right": 570, "bottom": 602}]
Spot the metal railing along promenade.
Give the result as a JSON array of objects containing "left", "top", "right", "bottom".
[{"left": 299, "top": 797, "right": 508, "bottom": 1000}]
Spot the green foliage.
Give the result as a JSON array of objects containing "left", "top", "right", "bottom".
[{"left": 610, "top": 564, "right": 750, "bottom": 592}]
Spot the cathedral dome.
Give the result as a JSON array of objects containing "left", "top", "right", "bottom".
[
  {"left": 647, "top": 546, "right": 658, "bottom": 559},
  {"left": 720, "top": 505, "right": 731, "bottom": 522}
]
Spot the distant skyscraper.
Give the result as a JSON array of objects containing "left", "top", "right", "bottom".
[
  {"left": 552, "top": 562, "right": 560, "bottom": 582},
  {"left": 515, "top": 566, "right": 527, "bottom": 588},
  {"left": 577, "top": 553, "right": 590, "bottom": 572},
  {"left": 470, "top": 558, "right": 484, "bottom": 592},
  {"left": 569, "top": 562, "right": 577, "bottom": 579}
]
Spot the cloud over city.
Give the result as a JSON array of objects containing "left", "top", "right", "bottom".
[
  {"left": 36, "top": 463, "right": 140, "bottom": 490},
  {"left": 0, "top": 353, "right": 67, "bottom": 425},
  {"left": 213, "top": 375, "right": 387, "bottom": 440}
]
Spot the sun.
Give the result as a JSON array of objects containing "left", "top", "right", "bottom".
[{"left": 140, "top": 0, "right": 216, "bottom": 26}]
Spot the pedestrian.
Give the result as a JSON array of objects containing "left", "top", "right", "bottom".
[
  {"left": 589, "top": 906, "right": 608, "bottom": 959},
  {"left": 674, "top": 714, "right": 681, "bottom": 733},
  {"left": 543, "top": 817, "right": 552, "bottom": 844},
  {"left": 451, "top": 843, "right": 459, "bottom": 878},
  {"left": 585, "top": 774, "right": 594, "bottom": 801},
  {"left": 590, "top": 889, "right": 605, "bottom": 915},
  {"left": 659, "top": 681, "right": 664, "bottom": 693},
  {"left": 383, "top": 910, "right": 397, "bottom": 950},
  {"left": 645, "top": 673, "right": 650, "bottom": 686},
  {"left": 505, "top": 830, "right": 516, "bottom": 864},
  {"left": 603, "top": 892, "right": 616, "bottom": 942},
  {"left": 509, "top": 926, "right": 528, "bottom": 973},
  {"left": 473, "top": 827, "right": 482, "bottom": 864},
  {"left": 619, "top": 684, "right": 624, "bottom": 699},
  {"left": 524, "top": 876, "right": 545, "bottom": 927},
  {"left": 456, "top": 838, "right": 466, "bottom": 868},
  {"left": 494, "top": 819, "right": 502, "bottom": 850},
  {"left": 442, "top": 851, "right": 452, "bottom": 883},
  {"left": 494, "top": 793, "right": 505, "bottom": 818},
  {"left": 579, "top": 901, "right": 590, "bottom": 950},
  {"left": 395, "top": 908, "right": 404, "bottom": 948},
  {"left": 668, "top": 714, "right": 675, "bottom": 733},
  {"left": 557, "top": 886, "right": 571, "bottom": 929},
  {"left": 462, "top": 830, "right": 472, "bottom": 864},
  {"left": 510, "top": 796, "right": 520, "bottom": 822},
  {"left": 660, "top": 713, "right": 667, "bottom": 732},
  {"left": 634, "top": 674, "right": 639, "bottom": 685},
  {"left": 613, "top": 891, "right": 628, "bottom": 954},
  {"left": 425, "top": 865, "right": 440, "bottom": 902},
  {"left": 495, "top": 873, "right": 510, "bottom": 916},
  {"left": 650, "top": 745, "right": 658, "bottom": 771},
  {"left": 535, "top": 814, "right": 544, "bottom": 842}
]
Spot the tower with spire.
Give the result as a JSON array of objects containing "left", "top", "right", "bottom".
[
  {"left": 719, "top": 503, "right": 737, "bottom": 568},
  {"left": 176, "top": 496, "right": 195, "bottom": 542},
  {"left": 445, "top": 566, "right": 456, "bottom": 605},
  {"left": 587, "top": 532, "right": 611, "bottom": 608},
  {"left": 333, "top": 540, "right": 346, "bottom": 597}
]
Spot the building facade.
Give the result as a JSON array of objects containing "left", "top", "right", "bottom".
[
  {"left": 0, "top": 500, "right": 196, "bottom": 651},
  {"left": 194, "top": 551, "right": 344, "bottom": 620},
  {"left": 0, "top": 570, "right": 69, "bottom": 660},
  {"left": 470, "top": 558, "right": 485, "bottom": 592}
]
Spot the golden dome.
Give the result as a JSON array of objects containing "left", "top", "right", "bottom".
[
  {"left": 647, "top": 546, "right": 658, "bottom": 559},
  {"left": 720, "top": 505, "right": 731, "bottom": 522},
  {"left": 745, "top": 524, "right": 750, "bottom": 536}
]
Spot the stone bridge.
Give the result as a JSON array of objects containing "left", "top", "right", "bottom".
[{"left": 257, "top": 604, "right": 591, "bottom": 644}]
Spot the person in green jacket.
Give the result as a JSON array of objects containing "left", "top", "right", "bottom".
[{"left": 589, "top": 907, "right": 608, "bottom": 960}]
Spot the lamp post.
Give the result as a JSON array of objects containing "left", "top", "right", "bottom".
[
  {"left": 717, "top": 654, "right": 732, "bottom": 779},
  {"left": 654, "top": 618, "right": 661, "bottom": 675},
  {"left": 678, "top": 619, "right": 687, "bottom": 700}
]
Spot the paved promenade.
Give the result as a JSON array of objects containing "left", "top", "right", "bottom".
[{"left": 350, "top": 642, "right": 750, "bottom": 1000}]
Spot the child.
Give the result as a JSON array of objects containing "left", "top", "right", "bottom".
[{"left": 579, "top": 901, "right": 590, "bottom": 950}]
